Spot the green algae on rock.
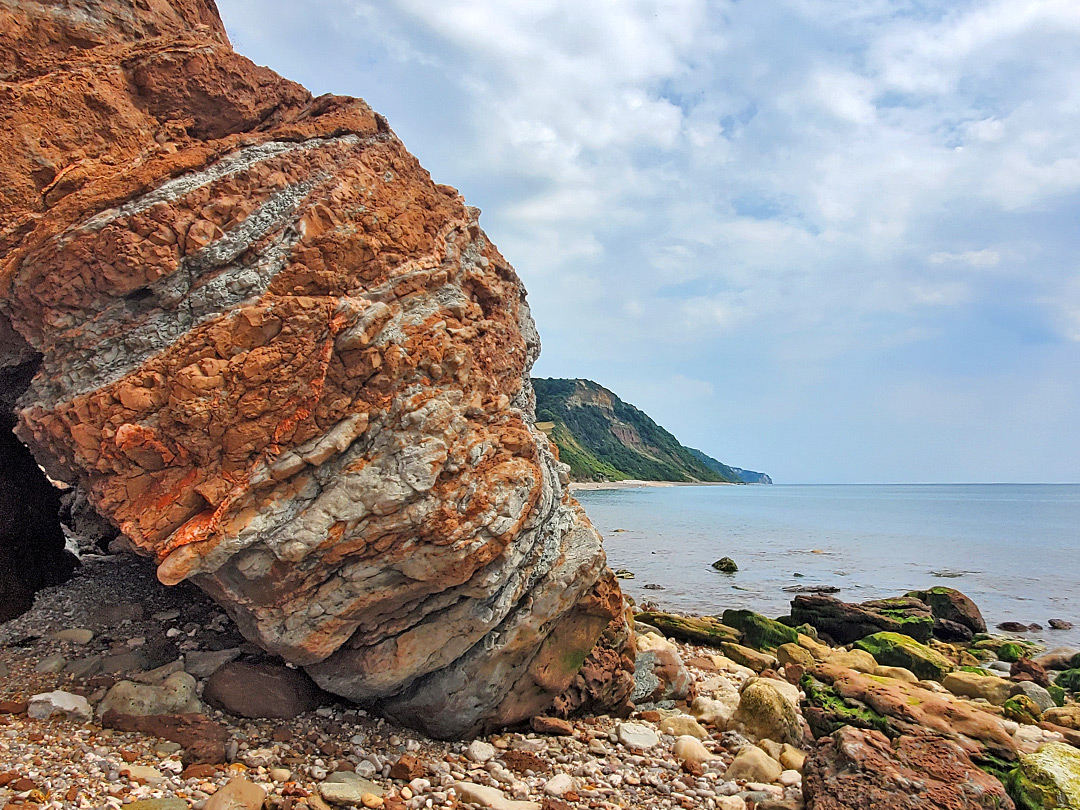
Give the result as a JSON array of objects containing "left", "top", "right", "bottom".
[
  {"left": 854, "top": 632, "right": 953, "bottom": 681},
  {"left": 634, "top": 611, "right": 741, "bottom": 647},
  {"left": 1054, "top": 669, "right": 1080, "bottom": 692},
  {"left": 1007, "top": 742, "right": 1080, "bottom": 810},
  {"left": 721, "top": 609, "right": 798, "bottom": 650},
  {"left": 1002, "top": 695, "right": 1042, "bottom": 725}
]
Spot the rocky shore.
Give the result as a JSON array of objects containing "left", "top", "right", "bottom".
[{"left": 3, "top": 555, "right": 1079, "bottom": 810}]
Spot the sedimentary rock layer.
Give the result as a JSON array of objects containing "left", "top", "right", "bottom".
[{"left": 0, "top": 0, "right": 631, "bottom": 736}]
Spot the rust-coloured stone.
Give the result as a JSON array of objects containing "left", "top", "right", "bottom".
[
  {"left": 803, "top": 726, "right": 1014, "bottom": 810},
  {"left": 101, "top": 710, "right": 229, "bottom": 765},
  {"left": 0, "top": 0, "right": 631, "bottom": 738}
]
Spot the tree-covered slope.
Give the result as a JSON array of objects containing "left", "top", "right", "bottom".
[{"left": 532, "top": 378, "right": 768, "bottom": 483}]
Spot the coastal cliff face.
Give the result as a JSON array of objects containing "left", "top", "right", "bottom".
[{"left": 0, "top": 0, "right": 632, "bottom": 737}]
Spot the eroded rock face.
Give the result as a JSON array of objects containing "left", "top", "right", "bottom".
[{"left": 0, "top": 0, "right": 630, "bottom": 737}]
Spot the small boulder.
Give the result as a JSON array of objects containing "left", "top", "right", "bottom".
[
  {"left": 721, "top": 642, "right": 778, "bottom": 673},
  {"left": 1033, "top": 648, "right": 1079, "bottom": 670},
  {"left": 635, "top": 611, "right": 741, "bottom": 646},
  {"left": 543, "top": 773, "right": 574, "bottom": 797},
  {"left": 453, "top": 781, "right": 540, "bottom": 810},
  {"left": 906, "top": 587, "right": 986, "bottom": 634},
  {"left": 204, "top": 660, "right": 326, "bottom": 719},
  {"left": 49, "top": 628, "right": 94, "bottom": 644},
  {"left": 530, "top": 716, "right": 573, "bottom": 736},
  {"left": 659, "top": 714, "right": 708, "bottom": 739},
  {"left": 616, "top": 722, "right": 659, "bottom": 750},
  {"left": 673, "top": 735, "right": 721, "bottom": 767},
  {"left": 101, "top": 711, "right": 229, "bottom": 765},
  {"left": 790, "top": 594, "right": 933, "bottom": 644},
  {"left": 853, "top": 632, "right": 952, "bottom": 681},
  {"left": 1002, "top": 694, "right": 1042, "bottom": 725},
  {"left": 732, "top": 679, "right": 802, "bottom": 746},
  {"left": 725, "top": 744, "right": 783, "bottom": 784},
  {"left": 1055, "top": 669, "right": 1080, "bottom": 692},
  {"left": 691, "top": 695, "right": 736, "bottom": 729},
  {"left": 722, "top": 610, "right": 798, "bottom": 650},
  {"left": 204, "top": 777, "right": 266, "bottom": 810},
  {"left": 827, "top": 649, "right": 878, "bottom": 674},
  {"left": 1043, "top": 706, "right": 1080, "bottom": 730},
  {"left": 712, "top": 557, "right": 738, "bottom": 573},
  {"left": 320, "top": 772, "right": 384, "bottom": 805},
  {"left": 1011, "top": 658, "right": 1051, "bottom": 688},
  {"left": 779, "top": 744, "right": 806, "bottom": 773},
  {"left": 1009, "top": 681, "right": 1055, "bottom": 714},
  {"left": 942, "top": 671, "right": 1014, "bottom": 706},
  {"left": 872, "top": 665, "right": 918, "bottom": 683},
  {"left": 97, "top": 672, "right": 200, "bottom": 717},
  {"left": 1007, "top": 741, "right": 1080, "bottom": 810},
  {"left": 777, "top": 643, "right": 814, "bottom": 669},
  {"left": 1048, "top": 619, "right": 1073, "bottom": 631},
  {"left": 27, "top": 690, "right": 92, "bottom": 722},
  {"left": 465, "top": 739, "right": 497, "bottom": 763}
]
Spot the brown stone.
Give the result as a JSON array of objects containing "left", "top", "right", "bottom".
[
  {"left": 0, "top": 0, "right": 629, "bottom": 741},
  {"left": 0, "top": 702, "right": 27, "bottom": 715},
  {"left": 387, "top": 754, "right": 426, "bottom": 781},
  {"left": 501, "top": 750, "right": 546, "bottom": 775},
  {"left": 1010, "top": 658, "right": 1051, "bottom": 688},
  {"left": 101, "top": 711, "right": 229, "bottom": 765},
  {"left": 10, "top": 779, "right": 36, "bottom": 793},
  {"left": 182, "top": 764, "right": 222, "bottom": 780},
  {"left": 530, "top": 716, "right": 574, "bottom": 736},
  {"left": 803, "top": 726, "right": 1014, "bottom": 810},
  {"left": 204, "top": 660, "right": 325, "bottom": 719}
]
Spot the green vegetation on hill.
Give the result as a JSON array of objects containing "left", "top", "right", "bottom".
[{"left": 532, "top": 377, "right": 768, "bottom": 484}]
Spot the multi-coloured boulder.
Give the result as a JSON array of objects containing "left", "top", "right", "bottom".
[{"left": 0, "top": 0, "right": 632, "bottom": 737}]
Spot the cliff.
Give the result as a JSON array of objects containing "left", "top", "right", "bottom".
[
  {"left": 533, "top": 377, "right": 769, "bottom": 483},
  {"left": 0, "top": 0, "right": 632, "bottom": 738}
]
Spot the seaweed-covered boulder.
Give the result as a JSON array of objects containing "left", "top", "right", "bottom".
[
  {"left": 790, "top": 594, "right": 933, "bottom": 644},
  {"left": 907, "top": 587, "right": 986, "bottom": 635},
  {"left": 1007, "top": 742, "right": 1080, "bottom": 810},
  {"left": 635, "top": 612, "right": 740, "bottom": 647},
  {"left": 854, "top": 632, "right": 953, "bottom": 681},
  {"left": 803, "top": 725, "right": 1015, "bottom": 810},
  {"left": 802, "top": 663, "right": 1017, "bottom": 762},
  {"left": 721, "top": 609, "right": 798, "bottom": 650},
  {"left": 1054, "top": 669, "right": 1080, "bottom": 693},
  {"left": 732, "top": 678, "right": 803, "bottom": 746}
]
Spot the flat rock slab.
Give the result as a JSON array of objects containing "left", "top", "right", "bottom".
[
  {"left": 803, "top": 725, "right": 1014, "bottom": 810},
  {"left": 616, "top": 722, "right": 660, "bottom": 750},
  {"left": 319, "top": 772, "right": 384, "bottom": 805},
  {"left": 453, "top": 782, "right": 540, "bottom": 810}
]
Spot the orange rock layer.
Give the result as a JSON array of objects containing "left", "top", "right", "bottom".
[{"left": 0, "top": 0, "right": 632, "bottom": 737}]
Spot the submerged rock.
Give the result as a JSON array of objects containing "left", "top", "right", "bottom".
[
  {"left": 712, "top": 557, "right": 738, "bottom": 573},
  {"left": 0, "top": 0, "right": 630, "bottom": 738}
]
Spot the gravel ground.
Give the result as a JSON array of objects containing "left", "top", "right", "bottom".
[{"left": 0, "top": 555, "right": 799, "bottom": 810}]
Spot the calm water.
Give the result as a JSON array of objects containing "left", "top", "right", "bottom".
[{"left": 575, "top": 484, "right": 1080, "bottom": 650}]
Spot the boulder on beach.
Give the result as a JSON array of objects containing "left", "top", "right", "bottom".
[
  {"left": 1007, "top": 742, "right": 1080, "bottom": 810},
  {"left": 722, "top": 609, "right": 799, "bottom": 651},
  {"left": 853, "top": 632, "right": 953, "bottom": 681},
  {"left": 906, "top": 587, "right": 986, "bottom": 635},
  {"left": 790, "top": 594, "right": 934, "bottom": 645},
  {"left": 0, "top": 0, "right": 633, "bottom": 739},
  {"left": 803, "top": 725, "right": 1015, "bottom": 810},
  {"left": 635, "top": 611, "right": 741, "bottom": 647}
]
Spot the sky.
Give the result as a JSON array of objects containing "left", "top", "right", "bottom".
[{"left": 215, "top": 0, "right": 1080, "bottom": 483}]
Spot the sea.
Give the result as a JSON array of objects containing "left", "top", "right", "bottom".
[{"left": 574, "top": 483, "right": 1080, "bottom": 651}]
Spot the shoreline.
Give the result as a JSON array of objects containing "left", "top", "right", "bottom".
[{"left": 570, "top": 479, "right": 737, "bottom": 491}]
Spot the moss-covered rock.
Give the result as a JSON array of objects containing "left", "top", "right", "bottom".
[
  {"left": 1003, "top": 695, "right": 1042, "bottom": 725},
  {"left": 799, "top": 674, "right": 892, "bottom": 738},
  {"left": 1000, "top": 642, "right": 1026, "bottom": 663},
  {"left": 1046, "top": 684, "right": 1066, "bottom": 708},
  {"left": 712, "top": 557, "right": 738, "bottom": 573},
  {"left": 906, "top": 586, "right": 987, "bottom": 634},
  {"left": 1007, "top": 742, "right": 1080, "bottom": 809},
  {"left": 732, "top": 679, "right": 803, "bottom": 746},
  {"left": 721, "top": 609, "right": 798, "bottom": 650},
  {"left": 854, "top": 632, "right": 953, "bottom": 681},
  {"left": 1055, "top": 669, "right": 1080, "bottom": 692},
  {"left": 634, "top": 611, "right": 741, "bottom": 648}
]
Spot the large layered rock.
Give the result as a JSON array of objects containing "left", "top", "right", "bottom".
[{"left": 0, "top": 0, "right": 630, "bottom": 737}]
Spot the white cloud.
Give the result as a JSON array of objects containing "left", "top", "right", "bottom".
[{"left": 929, "top": 249, "right": 1000, "bottom": 267}]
